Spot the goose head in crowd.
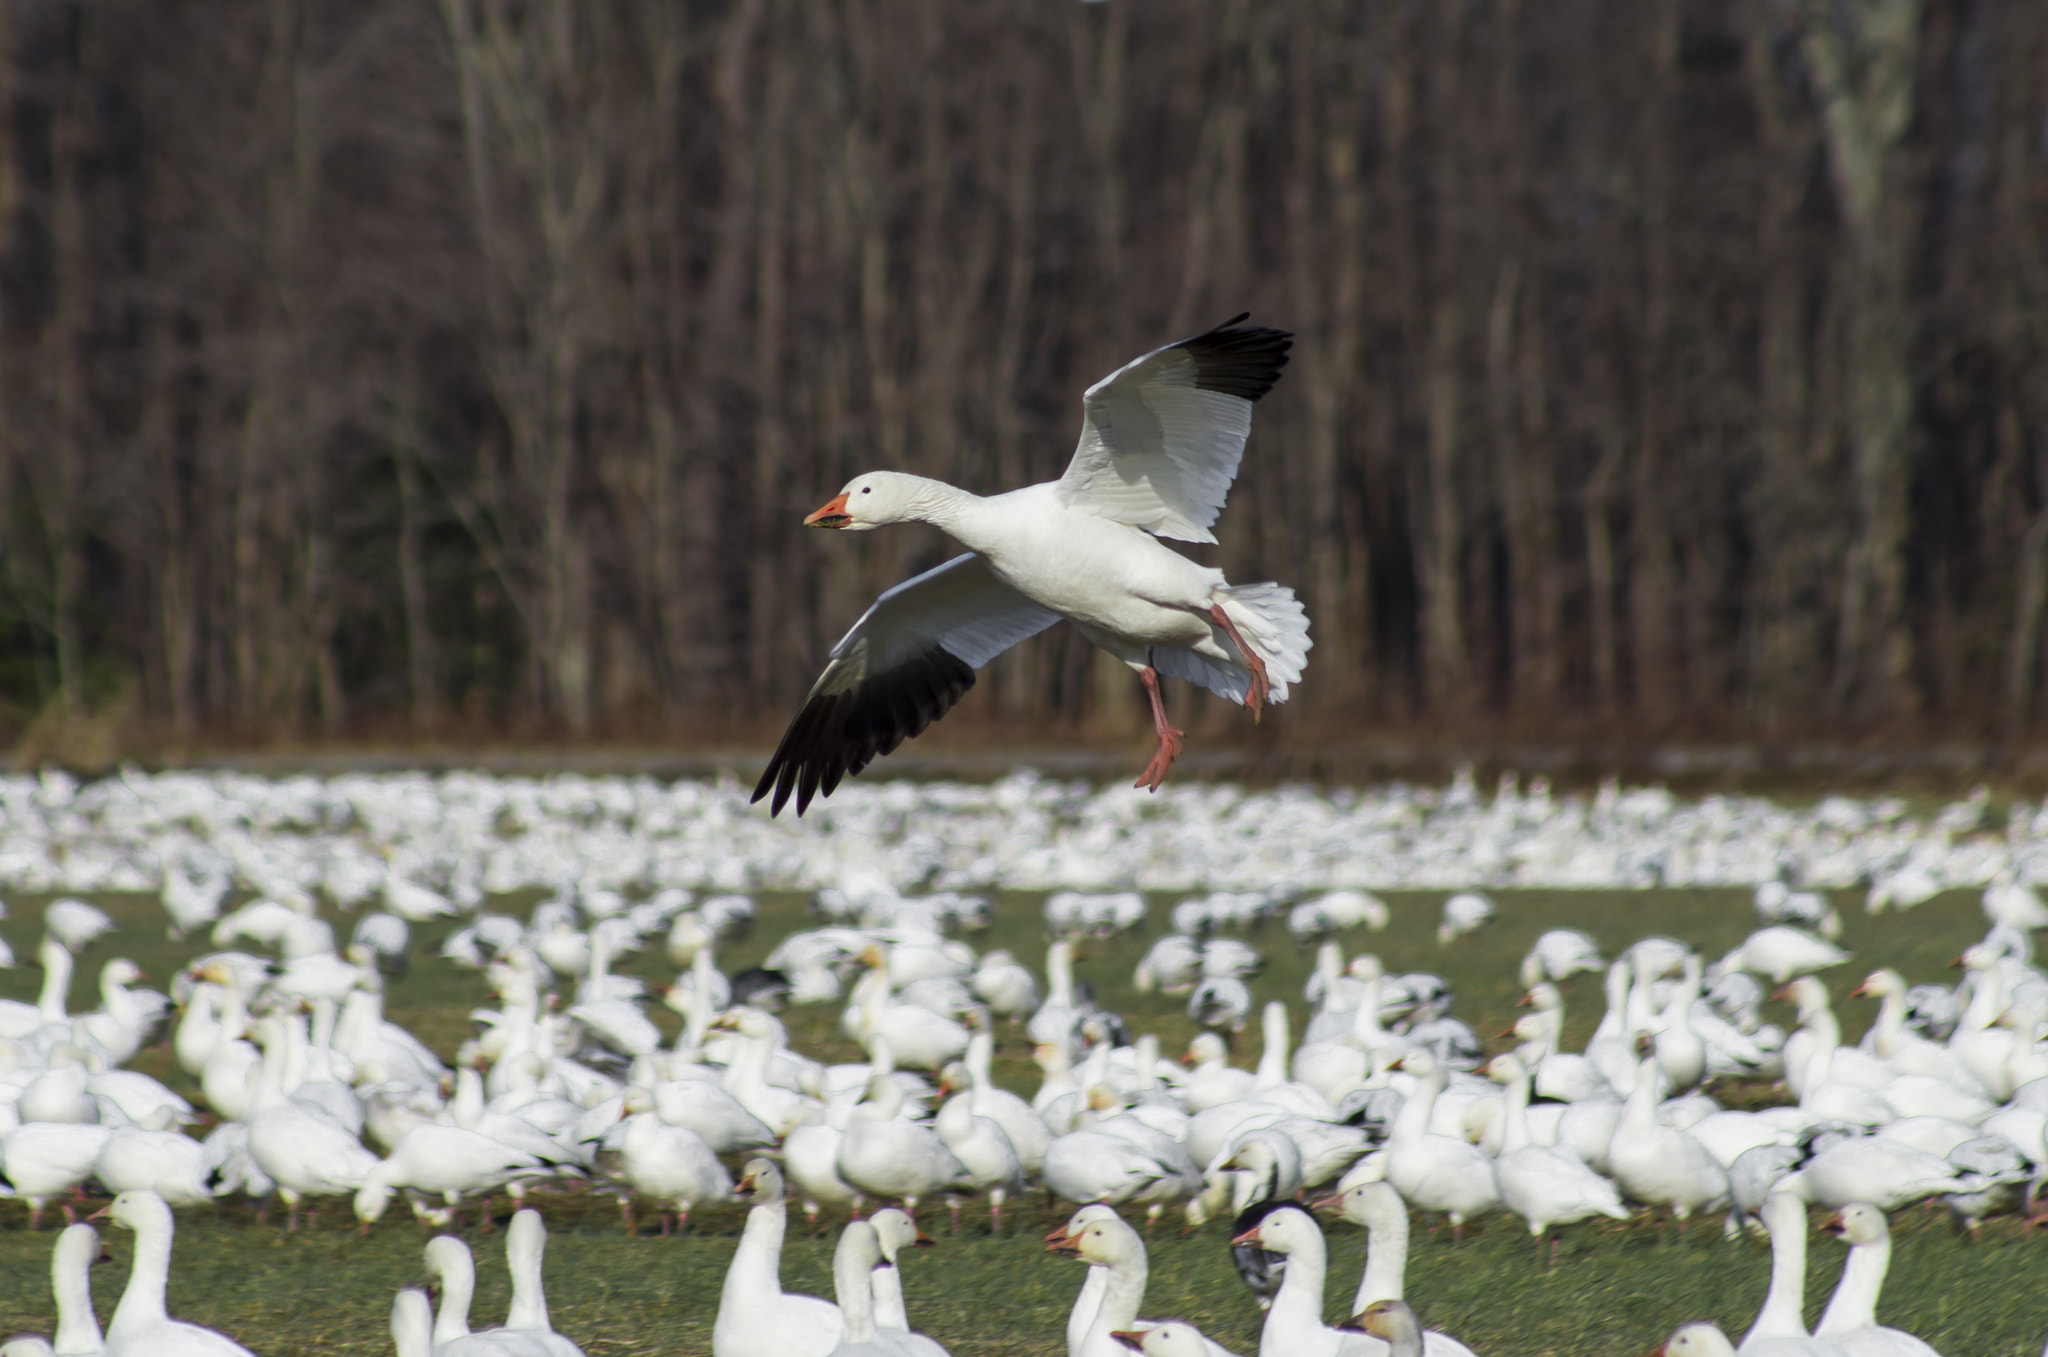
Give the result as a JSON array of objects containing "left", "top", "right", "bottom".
[
  {"left": 1336, "top": 1300, "right": 1427, "bottom": 1357},
  {"left": 1107, "top": 1323, "right": 1216, "bottom": 1357},
  {"left": 1658, "top": 1324, "right": 1739, "bottom": 1357}
]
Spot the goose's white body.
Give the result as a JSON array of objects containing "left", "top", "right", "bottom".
[
  {"left": 1323, "top": 1183, "right": 1477, "bottom": 1356},
  {"left": 1487, "top": 1056, "right": 1629, "bottom": 1240},
  {"left": 423, "top": 1233, "right": 554, "bottom": 1356},
  {"left": 1608, "top": 1059, "right": 1729, "bottom": 1222},
  {"left": 835, "top": 1078, "right": 966, "bottom": 1209},
  {"left": 714, "top": 1161, "right": 843, "bottom": 1357},
  {"left": 755, "top": 318, "right": 1308, "bottom": 815},
  {"left": 1383, "top": 1053, "right": 1498, "bottom": 1233},
  {"left": 867, "top": 1209, "right": 950, "bottom": 1357},
  {"left": 98, "top": 1191, "right": 254, "bottom": 1357},
  {"left": 1738, "top": 1193, "right": 1840, "bottom": 1357},
  {"left": 504, "top": 1209, "right": 588, "bottom": 1357},
  {"left": 1814, "top": 1204, "right": 1942, "bottom": 1357},
  {"left": 355, "top": 1124, "right": 558, "bottom": 1223}
]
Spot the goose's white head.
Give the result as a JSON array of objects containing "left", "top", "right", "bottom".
[{"left": 804, "top": 472, "right": 929, "bottom": 531}]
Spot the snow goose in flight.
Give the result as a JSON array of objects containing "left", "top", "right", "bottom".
[{"left": 754, "top": 315, "right": 1309, "bottom": 815}]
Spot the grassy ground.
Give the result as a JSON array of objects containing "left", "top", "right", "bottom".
[{"left": 0, "top": 882, "right": 2039, "bottom": 1355}]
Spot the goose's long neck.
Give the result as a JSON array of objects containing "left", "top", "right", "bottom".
[
  {"left": 1502, "top": 1069, "right": 1534, "bottom": 1153},
  {"left": 1268, "top": 1227, "right": 1330, "bottom": 1337},
  {"left": 100, "top": 966, "right": 132, "bottom": 1020},
  {"left": 833, "top": 1235, "right": 880, "bottom": 1346},
  {"left": 306, "top": 997, "right": 339, "bottom": 1082},
  {"left": 52, "top": 1230, "right": 101, "bottom": 1355},
  {"left": 220, "top": 978, "right": 249, "bottom": 1043},
  {"left": 433, "top": 1251, "right": 475, "bottom": 1343},
  {"left": 108, "top": 1209, "right": 173, "bottom": 1338},
  {"left": 253, "top": 1031, "right": 291, "bottom": 1112},
  {"left": 454, "top": 1067, "right": 486, "bottom": 1125},
  {"left": 283, "top": 1012, "right": 311, "bottom": 1090},
  {"left": 871, "top": 1259, "right": 909, "bottom": 1330},
  {"left": 1256, "top": 1005, "right": 1288, "bottom": 1088},
  {"left": 1805, "top": 1001, "right": 1842, "bottom": 1053},
  {"left": 897, "top": 476, "right": 987, "bottom": 543},
  {"left": 1871, "top": 981, "right": 1907, "bottom": 1056},
  {"left": 1816, "top": 1233, "right": 1888, "bottom": 1337},
  {"left": 722, "top": 1198, "right": 787, "bottom": 1311},
  {"left": 506, "top": 1227, "right": 550, "bottom": 1331},
  {"left": 1086, "top": 1249, "right": 1148, "bottom": 1340},
  {"left": 1350, "top": 974, "right": 1388, "bottom": 1046},
  {"left": 1961, "top": 963, "right": 2003, "bottom": 1033},
  {"left": 1748, "top": 1208, "right": 1812, "bottom": 1340},
  {"left": 1353, "top": 1193, "right": 1410, "bottom": 1312},
  {"left": 1621, "top": 1059, "right": 1659, "bottom": 1133},
  {"left": 1047, "top": 945, "right": 1074, "bottom": 1008},
  {"left": 36, "top": 945, "right": 73, "bottom": 1022},
  {"left": 968, "top": 1034, "right": 995, "bottom": 1114},
  {"left": 1390, "top": 1069, "right": 1439, "bottom": 1145},
  {"left": 1068, "top": 1266, "right": 1108, "bottom": 1357},
  {"left": 391, "top": 1292, "right": 433, "bottom": 1357}
]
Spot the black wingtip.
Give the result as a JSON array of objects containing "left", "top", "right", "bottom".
[
  {"left": 755, "top": 650, "right": 976, "bottom": 819},
  {"left": 1182, "top": 314, "right": 1292, "bottom": 402}
]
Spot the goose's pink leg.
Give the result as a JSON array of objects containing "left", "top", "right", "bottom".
[
  {"left": 1207, "top": 605, "right": 1270, "bottom": 720},
  {"left": 1134, "top": 667, "right": 1185, "bottom": 792}
]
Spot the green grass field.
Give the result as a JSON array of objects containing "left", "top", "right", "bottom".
[{"left": 0, "top": 883, "right": 2041, "bottom": 1356}]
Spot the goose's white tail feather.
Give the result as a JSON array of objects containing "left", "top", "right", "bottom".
[{"left": 1157, "top": 583, "right": 1311, "bottom": 705}]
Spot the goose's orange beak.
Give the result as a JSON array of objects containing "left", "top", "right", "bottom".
[{"left": 804, "top": 493, "right": 852, "bottom": 528}]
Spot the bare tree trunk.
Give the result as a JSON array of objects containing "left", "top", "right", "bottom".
[
  {"left": 1802, "top": 0, "right": 1924, "bottom": 716},
  {"left": 1423, "top": 299, "right": 1470, "bottom": 709},
  {"left": 438, "top": 0, "right": 615, "bottom": 731},
  {"left": 46, "top": 71, "right": 87, "bottom": 713},
  {"left": 1630, "top": 0, "right": 1683, "bottom": 720}
]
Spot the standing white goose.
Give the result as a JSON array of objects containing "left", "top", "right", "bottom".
[
  {"left": 1607, "top": 1057, "right": 1729, "bottom": 1232},
  {"left": 940, "top": 1031, "right": 1051, "bottom": 1177},
  {"left": 503, "top": 1208, "right": 587, "bottom": 1357},
  {"left": 932, "top": 1073, "right": 1025, "bottom": 1231},
  {"left": 1382, "top": 1050, "right": 1498, "bottom": 1242},
  {"left": 835, "top": 1074, "right": 969, "bottom": 1217},
  {"left": 1231, "top": 1206, "right": 1387, "bottom": 1357},
  {"left": 1485, "top": 1054, "right": 1629, "bottom": 1258},
  {"left": 92, "top": 1190, "right": 253, "bottom": 1357},
  {"left": 616, "top": 1087, "right": 732, "bottom": 1233},
  {"left": 422, "top": 1234, "right": 552, "bottom": 1356},
  {"left": 866, "top": 1208, "right": 950, "bottom": 1357},
  {"left": 1814, "top": 1204, "right": 1942, "bottom": 1357},
  {"left": 1738, "top": 1192, "right": 1841, "bottom": 1357},
  {"left": 242, "top": 1016, "right": 380, "bottom": 1230},
  {"left": 753, "top": 316, "right": 1307, "bottom": 814},
  {"left": 714, "top": 1160, "right": 843, "bottom": 1357},
  {"left": 353, "top": 1123, "right": 558, "bottom": 1229},
  {"left": 824, "top": 1222, "right": 893, "bottom": 1357},
  {"left": 1315, "top": 1180, "right": 1469, "bottom": 1357},
  {"left": 1047, "top": 1207, "right": 1239, "bottom": 1357},
  {"left": 390, "top": 1290, "right": 435, "bottom": 1357},
  {"left": 12, "top": 1222, "right": 105, "bottom": 1357}
]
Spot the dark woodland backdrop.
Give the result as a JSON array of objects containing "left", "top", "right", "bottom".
[{"left": 2, "top": 0, "right": 2046, "bottom": 755}]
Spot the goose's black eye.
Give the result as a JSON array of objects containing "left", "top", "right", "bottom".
[{"left": 862, "top": 487, "right": 872, "bottom": 494}]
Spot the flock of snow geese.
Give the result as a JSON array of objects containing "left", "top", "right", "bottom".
[{"left": 0, "top": 770, "right": 2047, "bottom": 1354}]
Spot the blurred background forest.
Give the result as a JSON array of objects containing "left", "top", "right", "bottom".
[{"left": 1, "top": 0, "right": 2046, "bottom": 767}]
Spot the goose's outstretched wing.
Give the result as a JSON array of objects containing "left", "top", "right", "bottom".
[
  {"left": 754, "top": 553, "right": 1060, "bottom": 816},
  {"left": 1055, "top": 314, "right": 1292, "bottom": 544}
]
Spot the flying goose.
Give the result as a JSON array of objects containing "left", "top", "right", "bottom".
[{"left": 755, "top": 316, "right": 1309, "bottom": 815}]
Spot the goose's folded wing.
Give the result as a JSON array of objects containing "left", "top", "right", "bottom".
[
  {"left": 754, "top": 553, "right": 1060, "bottom": 816},
  {"left": 1056, "top": 314, "right": 1292, "bottom": 544}
]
